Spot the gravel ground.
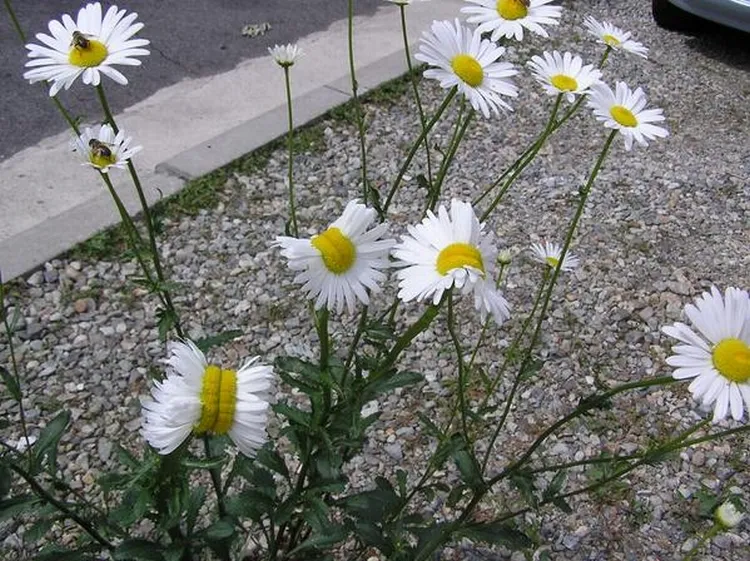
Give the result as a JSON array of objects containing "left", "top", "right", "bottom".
[{"left": 2, "top": 0, "right": 749, "bottom": 559}]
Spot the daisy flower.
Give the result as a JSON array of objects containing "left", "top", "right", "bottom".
[
  {"left": 587, "top": 82, "right": 668, "bottom": 151},
  {"left": 715, "top": 500, "right": 745, "bottom": 529},
  {"left": 527, "top": 51, "right": 602, "bottom": 103},
  {"left": 392, "top": 199, "right": 510, "bottom": 324},
  {"left": 416, "top": 19, "right": 518, "bottom": 118},
  {"left": 24, "top": 2, "right": 150, "bottom": 97},
  {"left": 275, "top": 201, "right": 395, "bottom": 314},
  {"left": 141, "top": 340, "right": 273, "bottom": 456},
  {"left": 530, "top": 241, "right": 579, "bottom": 272},
  {"left": 71, "top": 123, "right": 141, "bottom": 173},
  {"left": 462, "top": 0, "right": 562, "bottom": 42},
  {"left": 269, "top": 43, "right": 303, "bottom": 67},
  {"left": 662, "top": 286, "right": 750, "bottom": 423},
  {"left": 583, "top": 16, "right": 648, "bottom": 59}
]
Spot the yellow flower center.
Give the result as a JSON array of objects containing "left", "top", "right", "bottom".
[
  {"left": 550, "top": 74, "right": 578, "bottom": 92},
  {"left": 311, "top": 227, "right": 356, "bottom": 275},
  {"left": 195, "top": 365, "right": 237, "bottom": 435},
  {"left": 712, "top": 339, "right": 750, "bottom": 383},
  {"left": 436, "top": 243, "right": 485, "bottom": 276},
  {"left": 90, "top": 152, "right": 116, "bottom": 169},
  {"left": 602, "top": 34, "right": 620, "bottom": 46},
  {"left": 68, "top": 38, "right": 109, "bottom": 68},
  {"left": 496, "top": 0, "right": 529, "bottom": 20},
  {"left": 451, "top": 54, "right": 484, "bottom": 88},
  {"left": 545, "top": 256, "right": 559, "bottom": 268},
  {"left": 610, "top": 105, "right": 638, "bottom": 127}
]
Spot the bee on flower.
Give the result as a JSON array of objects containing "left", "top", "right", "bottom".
[{"left": 71, "top": 124, "right": 141, "bottom": 173}]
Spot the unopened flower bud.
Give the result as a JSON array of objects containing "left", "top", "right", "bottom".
[
  {"left": 497, "top": 249, "right": 513, "bottom": 266},
  {"left": 715, "top": 500, "right": 744, "bottom": 529}
]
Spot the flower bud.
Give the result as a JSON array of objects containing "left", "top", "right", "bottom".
[{"left": 715, "top": 500, "right": 744, "bottom": 529}]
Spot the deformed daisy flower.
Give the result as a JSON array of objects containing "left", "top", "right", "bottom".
[
  {"left": 462, "top": 0, "right": 562, "bottom": 42},
  {"left": 662, "top": 286, "right": 750, "bottom": 423},
  {"left": 269, "top": 43, "right": 303, "bottom": 67},
  {"left": 587, "top": 82, "right": 668, "bottom": 151},
  {"left": 415, "top": 19, "right": 518, "bottom": 118},
  {"left": 583, "top": 16, "right": 648, "bottom": 59},
  {"left": 530, "top": 241, "right": 579, "bottom": 272},
  {"left": 275, "top": 201, "right": 395, "bottom": 314},
  {"left": 393, "top": 199, "right": 510, "bottom": 324},
  {"left": 24, "top": 2, "right": 150, "bottom": 96},
  {"left": 71, "top": 124, "right": 141, "bottom": 173},
  {"left": 527, "top": 51, "right": 602, "bottom": 103},
  {"left": 141, "top": 340, "right": 273, "bottom": 456}
]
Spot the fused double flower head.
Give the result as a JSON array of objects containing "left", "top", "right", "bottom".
[
  {"left": 141, "top": 340, "right": 273, "bottom": 456},
  {"left": 24, "top": 2, "right": 150, "bottom": 96}
]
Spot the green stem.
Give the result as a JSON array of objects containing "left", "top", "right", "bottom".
[
  {"left": 446, "top": 292, "right": 470, "bottom": 440},
  {"left": 95, "top": 84, "right": 183, "bottom": 338},
  {"left": 383, "top": 88, "right": 457, "bottom": 215},
  {"left": 347, "top": 0, "right": 370, "bottom": 204},
  {"left": 203, "top": 436, "right": 226, "bottom": 518},
  {"left": 8, "top": 462, "right": 113, "bottom": 549},
  {"left": 283, "top": 66, "right": 299, "bottom": 237},
  {"left": 376, "top": 302, "right": 442, "bottom": 376},
  {"left": 399, "top": 5, "right": 433, "bottom": 188},
  {"left": 344, "top": 306, "right": 368, "bottom": 373},
  {"left": 479, "top": 94, "right": 562, "bottom": 221},
  {"left": 428, "top": 105, "right": 474, "bottom": 213}
]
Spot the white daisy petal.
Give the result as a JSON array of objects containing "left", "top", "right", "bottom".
[
  {"left": 583, "top": 16, "right": 648, "bottom": 59},
  {"left": 461, "top": 0, "right": 562, "bottom": 42},
  {"left": 141, "top": 340, "right": 273, "bottom": 457},
  {"left": 268, "top": 43, "right": 303, "bottom": 67},
  {"left": 23, "top": 2, "right": 149, "bottom": 96},
  {"left": 663, "top": 286, "right": 750, "bottom": 423},
  {"left": 529, "top": 240, "right": 579, "bottom": 272},
  {"left": 527, "top": 51, "right": 602, "bottom": 103},
  {"left": 393, "top": 199, "right": 510, "bottom": 324}
]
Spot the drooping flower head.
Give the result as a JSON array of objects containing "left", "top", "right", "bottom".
[
  {"left": 583, "top": 16, "right": 648, "bottom": 59},
  {"left": 275, "top": 201, "right": 395, "bottom": 314},
  {"left": 527, "top": 51, "right": 602, "bottom": 103},
  {"left": 393, "top": 199, "right": 510, "bottom": 324},
  {"left": 24, "top": 2, "right": 150, "bottom": 96},
  {"left": 662, "top": 287, "right": 750, "bottom": 423},
  {"left": 587, "top": 82, "right": 668, "bottom": 151},
  {"left": 71, "top": 123, "right": 141, "bottom": 173},
  {"left": 461, "top": 0, "right": 562, "bottom": 42},
  {"left": 141, "top": 340, "right": 273, "bottom": 456},
  {"left": 530, "top": 241, "right": 579, "bottom": 272},
  {"left": 416, "top": 19, "right": 518, "bottom": 118},
  {"left": 269, "top": 43, "right": 303, "bottom": 67}
]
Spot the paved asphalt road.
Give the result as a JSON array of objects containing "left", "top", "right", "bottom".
[{"left": 0, "top": 0, "right": 382, "bottom": 161}]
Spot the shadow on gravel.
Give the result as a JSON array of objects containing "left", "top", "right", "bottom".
[{"left": 680, "top": 24, "right": 750, "bottom": 71}]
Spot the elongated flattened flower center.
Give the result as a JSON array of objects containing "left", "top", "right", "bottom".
[
  {"left": 437, "top": 243, "right": 485, "bottom": 276},
  {"left": 451, "top": 54, "right": 484, "bottom": 88},
  {"left": 610, "top": 105, "right": 638, "bottom": 127},
  {"left": 550, "top": 74, "right": 578, "bottom": 92},
  {"left": 68, "top": 38, "right": 108, "bottom": 67},
  {"left": 311, "top": 227, "right": 356, "bottom": 275},
  {"left": 712, "top": 339, "right": 750, "bottom": 383},
  {"left": 602, "top": 34, "right": 621, "bottom": 46},
  {"left": 496, "top": 0, "right": 529, "bottom": 20},
  {"left": 195, "top": 365, "right": 237, "bottom": 435}
]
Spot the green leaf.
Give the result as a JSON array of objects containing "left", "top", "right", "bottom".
[
  {"left": 225, "top": 489, "right": 273, "bottom": 522},
  {"left": 181, "top": 455, "right": 226, "bottom": 470},
  {"left": 551, "top": 496, "right": 573, "bottom": 513},
  {"left": 114, "top": 444, "right": 140, "bottom": 470},
  {"left": 0, "top": 495, "right": 41, "bottom": 523},
  {"left": 0, "top": 465, "right": 11, "bottom": 498},
  {"left": 458, "top": 521, "right": 533, "bottom": 550},
  {"left": 256, "top": 447, "right": 290, "bottom": 480},
  {"left": 543, "top": 471, "right": 567, "bottom": 499},
  {"left": 24, "top": 517, "right": 55, "bottom": 543},
  {"left": 363, "top": 370, "right": 424, "bottom": 400},
  {"left": 0, "top": 365, "right": 20, "bottom": 401},
  {"left": 33, "top": 410, "right": 71, "bottom": 473},
  {"left": 113, "top": 539, "right": 165, "bottom": 561},
  {"left": 273, "top": 402, "right": 312, "bottom": 428},
  {"left": 185, "top": 486, "right": 206, "bottom": 536},
  {"left": 287, "top": 526, "right": 347, "bottom": 556},
  {"left": 450, "top": 435, "right": 484, "bottom": 491},
  {"left": 34, "top": 545, "right": 99, "bottom": 560},
  {"left": 396, "top": 469, "right": 408, "bottom": 497},
  {"left": 194, "top": 329, "right": 243, "bottom": 353},
  {"left": 416, "top": 412, "right": 444, "bottom": 439},
  {"left": 352, "top": 520, "right": 391, "bottom": 554},
  {"left": 198, "top": 519, "right": 235, "bottom": 541},
  {"left": 302, "top": 496, "right": 330, "bottom": 534},
  {"left": 510, "top": 471, "right": 538, "bottom": 508}
]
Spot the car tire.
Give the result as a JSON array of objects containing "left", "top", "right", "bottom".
[{"left": 652, "top": 0, "right": 701, "bottom": 31}]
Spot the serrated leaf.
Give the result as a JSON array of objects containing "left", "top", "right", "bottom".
[
  {"left": 510, "top": 471, "right": 538, "bottom": 508},
  {"left": 273, "top": 402, "right": 312, "bottom": 428},
  {"left": 199, "top": 519, "right": 235, "bottom": 541},
  {"left": 363, "top": 370, "right": 424, "bottom": 400},
  {"left": 114, "top": 444, "right": 139, "bottom": 470},
  {"left": 450, "top": 435, "right": 484, "bottom": 491},
  {"left": 225, "top": 489, "right": 273, "bottom": 522},
  {"left": 33, "top": 410, "right": 70, "bottom": 473},
  {"left": 256, "top": 447, "right": 290, "bottom": 480},
  {"left": 287, "top": 526, "right": 347, "bottom": 556},
  {"left": 458, "top": 521, "right": 533, "bottom": 550},
  {"left": 194, "top": 330, "right": 243, "bottom": 353},
  {"left": 113, "top": 539, "right": 165, "bottom": 561},
  {"left": 185, "top": 486, "right": 206, "bottom": 536},
  {"left": 543, "top": 471, "right": 567, "bottom": 500},
  {"left": 0, "top": 366, "right": 20, "bottom": 401}
]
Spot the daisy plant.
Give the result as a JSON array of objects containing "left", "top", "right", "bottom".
[{"left": 4, "top": 2, "right": 750, "bottom": 561}]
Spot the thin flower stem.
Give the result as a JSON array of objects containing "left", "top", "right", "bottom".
[
  {"left": 383, "top": 87, "right": 457, "bottom": 215},
  {"left": 95, "top": 84, "right": 184, "bottom": 338},
  {"left": 446, "top": 292, "right": 470, "bottom": 441},
  {"left": 479, "top": 94, "right": 562, "bottom": 222},
  {"left": 399, "top": 4, "right": 433, "bottom": 187},
  {"left": 376, "top": 302, "right": 442, "bottom": 377},
  {"left": 347, "top": 0, "right": 370, "bottom": 204},
  {"left": 428, "top": 105, "right": 474, "bottom": 213},
  {"left": 318, "top": 308, "right": 330, "bottom": 371},
  {"left": 8, "top": 462, "right": 113, "bottom": 549},
  {"left": 344, "top": 306, "right": 368, "bottom": 374},
  {"left": 0, "top": 276, "right": 32, "bottom": 468},
  {"left": 202, "top": 436, "right": 226, "bottom": 517},
  {"left": 283, "top": 66, "right": 299, "bottom": 237}
]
